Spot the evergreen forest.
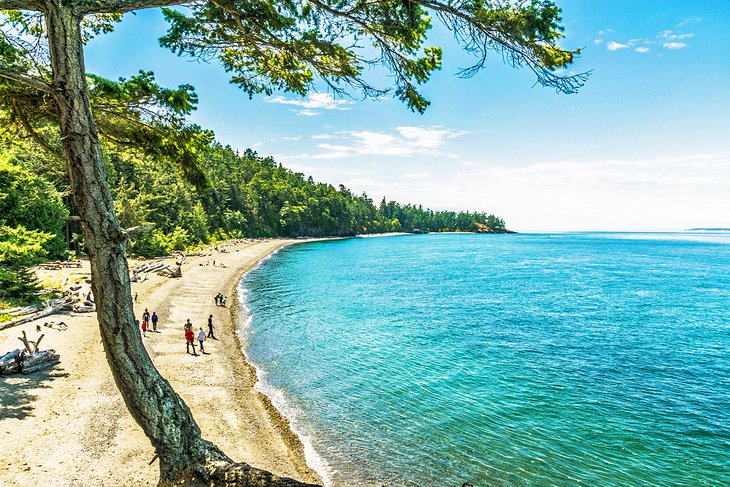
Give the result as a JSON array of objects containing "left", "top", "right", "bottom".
[{"left": 1, "top": 130, "right": 507, "bottom": 302}]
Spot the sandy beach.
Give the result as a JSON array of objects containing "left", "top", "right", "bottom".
[{"left": 0, "top": 239, "right": 321, "bottom": 486}]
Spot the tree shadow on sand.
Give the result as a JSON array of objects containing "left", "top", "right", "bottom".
[{"left": 0, "top": 366, "right": 69, "bottom": 420}]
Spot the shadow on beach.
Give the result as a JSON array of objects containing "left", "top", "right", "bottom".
[{"left": 0, "top": 367, "right": 68, "bottom": 420}]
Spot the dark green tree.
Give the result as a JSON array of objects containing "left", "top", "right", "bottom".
[
  {"left": 0, "top": 225, "right": 54, "bottom": 300},
  {"left": 0, "top": 1, "right": 584, "bottom": 484}
]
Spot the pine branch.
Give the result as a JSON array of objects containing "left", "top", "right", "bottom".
[
  {"left": 0, "top": 66, "right": 53, "bottom": 93},
  {"left": 74, "top": 0, "right": 190, "bottom": 14},
  {"left": 0, "top": 1, "right": 42, "bottom": 10}
]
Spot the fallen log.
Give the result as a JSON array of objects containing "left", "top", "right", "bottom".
[
  {"left": 0, "top": 297, "right": 76, "bottom": 331},
  {"left": 73, "top": 305, "right": 95, "bottom": 313},
  {"left": 8, "top": 306, "right": 40, "bottom": 317},
  {"left": 0, "top": 332, "right": 60, "bottom": 375},
  {"left": 0, "top": 349, "right": 22, "bottom": 375},
  {"left": 0, "top": 306, "right": 23, "bottom": 315},
  {"left": 21, "top": 350, "right": 60, "bottom": 374}
]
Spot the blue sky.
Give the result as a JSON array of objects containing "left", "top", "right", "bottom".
[{"left": 84, "top": 1, "right": 730, "bottom": 231}]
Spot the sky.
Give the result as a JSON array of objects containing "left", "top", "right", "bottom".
[{"left": 83, "top": 1, "right": 730, "bottom": 232}]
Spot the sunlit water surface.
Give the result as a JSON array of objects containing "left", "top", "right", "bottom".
[{"left": 239, "top": 233, "right": 730, "bottom": 486}]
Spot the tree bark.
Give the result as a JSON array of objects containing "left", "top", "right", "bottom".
[
  {"left": 43, "top": 1, "right": 220, "bottom": 481},
  {"left": 39, "top": 3, "right": 321, "bottom": 485}
]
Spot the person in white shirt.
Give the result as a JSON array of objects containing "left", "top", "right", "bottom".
[{"left": 198, "top": 328, "right": 206, "bottom": 353}]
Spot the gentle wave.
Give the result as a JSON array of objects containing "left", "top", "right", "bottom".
[{"left": 237, "top": 257, "right": 335, "bottom": 487}]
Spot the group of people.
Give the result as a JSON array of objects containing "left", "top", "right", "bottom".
[
  {"left": 132, "top": 293, "right": 220, "bottom": 356},
  {"left": 139, "top": 308, "right": 158, "bottom": 337},
  {"left": 183, "top": 315, "right": 216, "bottom": 355},
  {"left": 213, "top": 293, "right": 227, "bottom": 307}
]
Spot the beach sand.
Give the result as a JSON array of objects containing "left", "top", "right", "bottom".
[{"left": 0, "top": 239, "right": 321, "bottom": 486}]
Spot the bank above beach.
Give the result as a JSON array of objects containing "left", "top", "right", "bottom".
[{"left": 0, "top": 239, "right": 320, "bottom": 486}]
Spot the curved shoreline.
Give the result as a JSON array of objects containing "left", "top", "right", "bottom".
[
  {"left": 0, "top": 238, "right": 321, "bottom": 486},
  {"left": 224, "top": 242, "right": 324, "bottom": 484}
]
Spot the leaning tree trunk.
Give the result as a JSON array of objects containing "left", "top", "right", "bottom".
[
  {"left": 42, "top": 2, "right": 318, "bottom": 485},
  {"left": 44, "top": 1, "right": 216, "bottom": 481}
]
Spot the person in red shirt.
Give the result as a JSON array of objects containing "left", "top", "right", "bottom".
[{"left": 185, "top": 328, "right": 197, "bottom": 355}]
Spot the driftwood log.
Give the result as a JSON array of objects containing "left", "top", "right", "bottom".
[
  {"left": 130, "top": 261, "right": 168, "bottom": 282},
  {"left": 20, "top": 350, "right": 60, "bottom": 374},
  {"left": 0, "top": 296, "right": 77, "bottom": 331},
  {"left": 158, "top": 265, "right": 182, "bottom": 278},
  {"left": 0, "top": 349, "right": 22, "bottom": 375},
  {"left": 0, "top": 332, "right": 60, "bottom": 375}
]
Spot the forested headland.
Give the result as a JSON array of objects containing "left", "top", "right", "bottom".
[{"left": 1, "top": 133, "right": 507, "bottom": 302}]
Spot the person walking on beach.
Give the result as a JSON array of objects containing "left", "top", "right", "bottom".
[
  {"left": 133, "top": 292, "right": 138, "bottom": 303},
  {"left": 142, "top": 308, "right": 150, "bottom": 324},
  {"left": 207, "top": 314, "right": 216, "bottom": 339},
  {"left": 185, "top": 328, "right": 197, "bottom": 355},
  {"left": 214, "top": 293, "right": 220, "bottom": 306},
  {"left": 151, "top": 311, "right": 158, "bottom": 332},
  {"left": 184, "top": 319, "right": 192, "bottom": 332},
  {"left": 141, "top": 320, "right": 147, "bottom": 337},
  {"left": 198, "top": 327, "right": 206, "bottom": 353},
  {"left": 221, "top": 296, "right": 227, "bottom": 307}
]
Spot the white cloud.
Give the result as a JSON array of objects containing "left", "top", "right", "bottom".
[
  {"left": 443, "top": 154, "right": 730, "bottom": 231},
  {"left": 677, "top": 17, "right": 702, "bottom": 27},
  {"left": 635, "top": 47, "right": 650, "bottom": 53},
  {"left": 265, "top": 93, "right": 352, "bottom": 116},
  {"left": 281, "top": 136, "right": 302, "bottom": 141},
  {"left": 594, "top": 39, "right": 603, "bottom": 45},
  {"left": 296, "top": 126, "right": 468, "bottom": 159},
  {"left": 659, "top": 30, "right": 694, "bottom": 41},
  {"left": 657, "top": 30, "right": 693, "bottom": 50},
  {"left": 607, "top": 41, "right": 629, "bottom": 51}
]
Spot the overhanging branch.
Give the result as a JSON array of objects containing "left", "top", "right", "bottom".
[
  {"left": 75, "top": 0, "right": 190, "bottom": 14},
  {"left": 0, "top": 1, "right": 42, "bottom": 10},
  {"left": 0, "top": 67, "right": 52, "bottom": 93}
]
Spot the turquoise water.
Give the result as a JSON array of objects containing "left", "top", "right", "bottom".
[{"left": 239, "top": 233, "right": 730, "bottom": 486}]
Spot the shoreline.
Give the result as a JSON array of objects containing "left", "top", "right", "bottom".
[{"left": 0, "top": 238, "right": 321, "bottom": 486}]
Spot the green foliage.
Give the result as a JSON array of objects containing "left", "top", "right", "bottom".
[
  {"left": 0, "top": 225, "right": 53, "bottom": 267},
  {"left": 0, "top": 154, "right": 68, "bottom": 258},
  {"left": 0, "top": 265, "right": 42, "bottom": 301},
  {"left": 107, "top": 142, "right": 510, "bottom": 257},
  {"left": 159, "top": 0, "right": 586, "bottom": 113},
  {"left": 128, "top": 230, "right": 168, "bottom": 257},
  {"left": 161, "top": 226, "right": 192, "bottom": 252},
  {"left": 0, "top": 225, "right": 54, "bottom": 300}
]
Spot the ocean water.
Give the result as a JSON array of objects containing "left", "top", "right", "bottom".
[{"left": 239, "top": 233, "right": 730, "bottom": 486}]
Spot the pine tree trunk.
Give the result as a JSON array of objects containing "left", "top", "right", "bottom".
[
  {"left": 41, "top": 3, "right": 321, "bottom": 485},
  {"left": 43, "top": 1, "right": 216, "bottom": 481}
]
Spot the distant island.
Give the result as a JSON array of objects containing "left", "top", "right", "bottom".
[{"left": 687, "top": 228, "right": 730, "bottom": 231}]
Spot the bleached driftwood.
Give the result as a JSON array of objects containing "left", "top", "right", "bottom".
[
  {"left": 0, "top": 349, "right": 22, "bottom": 375},
  {"left": 73, "top": 305, "right": 95, "bottom": 313},
  {"left": 18, "top": 330, "right": 44, "bottom": 354},
  {"left": 0, "top": 297, "right": 76, "bottom": 331},
  {"left": 20, "top": 350, "right": 60, "bottom": 374},
  {"left": 0, "top": 306, "right": 23, "bottom": 315},
  {"left": 158, "top": 265, "right": 182, "bottom": 278},
  {"left": 0, "top": 332, "right": 60, "bottom": 375},
  {"left": 7, "top": 305, "right": 40, "bottom": 317}
]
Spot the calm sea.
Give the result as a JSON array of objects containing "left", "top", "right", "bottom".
[{"left": 238, "top": 233, "right": 730, "bottom": 486}]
